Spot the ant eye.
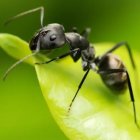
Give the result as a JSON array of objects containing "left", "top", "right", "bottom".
[{"left": 50, "top": 35, "right": 56, "bottom": 41}]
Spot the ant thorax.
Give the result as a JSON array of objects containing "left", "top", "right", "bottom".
[
  {"left": 65, "top": 32, "right": 89, "bottom": 50},
  {"left": 81, "top": 45, "right": 95, "bottom": 71}
]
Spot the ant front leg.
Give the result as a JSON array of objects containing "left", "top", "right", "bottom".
[
  {"left": 68, "top": 68, "right": 90, "bottom": 112},
  {"left": 99, "top": 42, "right": 135, "bottom": 69},
  {"left": 98, "top": 68, "right": 140, "bottom": 129},
  {"left": 35, "top": 48, "right": 80, "bottom": 65}
]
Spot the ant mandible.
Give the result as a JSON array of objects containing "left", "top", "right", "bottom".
[{"left": 3, "top": 7, "right": 139, "bottom": 129}]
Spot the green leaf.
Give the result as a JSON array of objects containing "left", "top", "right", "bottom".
[
  {"left": 0, "top": 33, "right": 33, "bottom": 65},
  {"left": 1, "top": 33, "right": 140, "bottom": 140}
]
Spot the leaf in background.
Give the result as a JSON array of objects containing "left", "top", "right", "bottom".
[{"left": 0, "top": 33, "right": 140, "bottom": 140}]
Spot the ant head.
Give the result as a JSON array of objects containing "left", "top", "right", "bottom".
[{"left": 30, "top": 23, "right": 66, "bottom": 51}]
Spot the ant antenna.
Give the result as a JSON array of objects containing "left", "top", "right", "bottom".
[
  {"left": 3, "top": 39, "right": 41, "bottom": 81},
  {"left": 2, "top": 51, "right": 38, "bottom": 81},
  {"left": 4, "top": 6, "right": 44, "bottom": 27}
]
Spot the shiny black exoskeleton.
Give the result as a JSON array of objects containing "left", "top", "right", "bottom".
[{"left": 3, "top": 7, "right": 139, "bottom": 129}]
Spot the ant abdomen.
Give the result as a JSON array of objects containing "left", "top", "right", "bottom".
[{"left": 98, "top": 53, "right": 127, "bottom": 91}]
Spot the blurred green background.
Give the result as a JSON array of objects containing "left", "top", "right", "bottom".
[{"left": 0, "top": 0, "right": 140, "bottom": 140}]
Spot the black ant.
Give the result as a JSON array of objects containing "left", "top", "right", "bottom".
[{"left": 3, "top": 7, "right": 139, "bottom": 129}]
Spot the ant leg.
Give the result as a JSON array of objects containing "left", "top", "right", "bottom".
[
  {"left": 71, "top": 27, "right": 78, "bottom": 33},
  {"left": 81, "top": 28, "right": 91, "bottom": 38},
  {"left": 98, "top": 68, "right": 140, "bottom": 129},
  {"left": 4, "top": 7, "right": 44, "bottom": 27},
  {"left": 70, "top": 27, "right": 91, "bottom": 38},
  {"left": 99, "top": 42, "right": 135, "bottom": 69},
  {"left": 35, "top": 48, "right": 80, "bottom": 65},
  {"left": 68, "top": 68, "right": 90, "bottom": 112}
]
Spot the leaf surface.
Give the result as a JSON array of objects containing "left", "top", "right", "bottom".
[{"left": 1, "top": 33, "right": 140, "bottom": 140}]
